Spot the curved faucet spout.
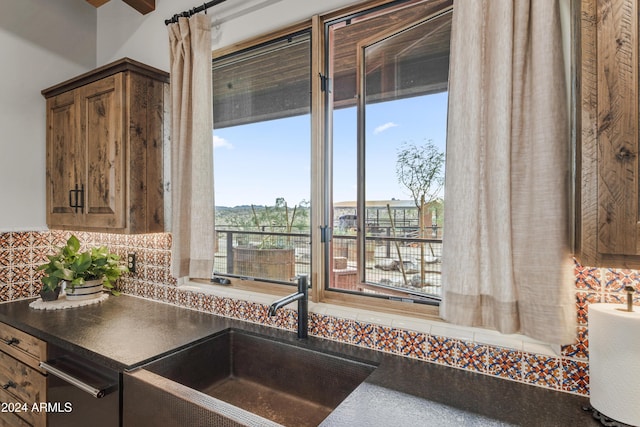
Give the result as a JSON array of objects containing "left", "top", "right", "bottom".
[
  {"left": 268, "top": 275, "right": 309, "bottom": 339},
  {"left": 268, "top": 292, "right": 303, "bottom": 316}
]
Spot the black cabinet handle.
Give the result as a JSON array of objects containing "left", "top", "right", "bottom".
[
  {"left": 78, "top": 184, "right": 84, "bottom": 214},
  {"left": 68, "top": 184, "right": 85, "bottom": 213},
  {"left": 0, "top": 337, "right": 19, "bottom": 346},
  {"left": 2, "top": 381, "right": 16, "bottom": 390}
]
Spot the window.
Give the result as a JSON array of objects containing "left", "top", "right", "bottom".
[
  {"left": 212, "top": 32, "right": 311, "bottom": 286},
  {"left": 325, "top": 0, "right": 452, "bottom": 305},
  {"left": 210, "top": 0, "right": 452, "bottom": 315}
]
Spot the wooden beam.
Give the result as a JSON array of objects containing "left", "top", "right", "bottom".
[
  {"left": 122, "top": 0, "right": 155, "bottom": 15},
  {"left": 85, "top": 0, "right": 110, "bottom": 7}
]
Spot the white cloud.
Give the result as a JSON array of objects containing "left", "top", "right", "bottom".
[
  {"left": 373, "top": 122, "right": 398, "bottom": 135},
  {"left": 213, "top": 134, "right": 233, "bottom": 149}
]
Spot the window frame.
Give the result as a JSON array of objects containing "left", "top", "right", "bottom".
[
  {"left": 211, "top": 20, "right": 313, "bottom": 296},
  {"left": 317, "top": 1, "right": 450, "bottom": 319},
  {"left": 211, "top": 0, "right": 448, "bottom": 320}
]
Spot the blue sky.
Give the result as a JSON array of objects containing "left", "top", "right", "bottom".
[{"left": 213, "top": 91, "right": 448, "bottom": 207}]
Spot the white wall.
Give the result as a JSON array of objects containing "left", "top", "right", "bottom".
[
  {"left": 0, "top": 0, "right": 366, "bottom": 231},
  {"left": 97, "top": 0, "right": 367, "bottom": 71},
  {"left": 0, "top": 0, "right": 96, "bottom": 231}
]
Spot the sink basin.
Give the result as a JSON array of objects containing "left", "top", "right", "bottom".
[{"left": 124, "top": 329, "right": 376, "bottom": 427}]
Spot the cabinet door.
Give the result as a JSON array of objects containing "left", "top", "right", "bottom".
[
  {"left": 79, "top": 74, "right": 126, "bottom": 229},
  {"left": 596, "top": 0, "right": 639, "bottom": 257},
  {"left": 46, "top": 90, "right": 84, "bottom": 228},
  {"left": 578, "top": 0, "right": 640, "bottom": 267}
]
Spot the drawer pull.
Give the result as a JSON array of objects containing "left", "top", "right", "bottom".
[
  {"left": 2, "top": 381, "right": 16, "bottom": 390},
  {"left": 1, "top": 337, "right": 19, "bottom": 346}
]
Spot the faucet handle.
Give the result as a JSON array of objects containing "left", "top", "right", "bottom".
[
  {"left": 296, "top": 275, "right": 310, "bottom": 293},
  {"left": 294, "top": 274, "right": 310, "bottom": 286},
  {"left": 625, "top": 285, "right": 636, "bottom": 312}
]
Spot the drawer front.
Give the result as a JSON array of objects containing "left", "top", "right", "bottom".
[
  {"left": 0, "top": 323, "right": 46, "bottom": 370},
  {"left": 0, "top": 351, "right": 46, "bottom": 410},
  {"left": 0, "top": 409, "right": 33, "bottom": 427},
  {"left": 0, "top": 387, "right": 46, "bottom": 427}
]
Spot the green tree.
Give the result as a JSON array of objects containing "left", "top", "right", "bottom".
[{"left": 251, "top": 198, "right": 310, "bottom": 248}]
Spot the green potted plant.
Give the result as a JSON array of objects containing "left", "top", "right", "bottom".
[{"left": 38, "top": 235, "right": 127, "bottom": 301}]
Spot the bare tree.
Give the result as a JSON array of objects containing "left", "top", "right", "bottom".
[
  {"left": 396, "top": 140, "right": 444, "bottom": 285},
  {"left": 396, "top": 140, "right": 444, "bottom": 210}
]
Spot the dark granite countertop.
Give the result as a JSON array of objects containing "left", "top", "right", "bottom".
[
  {"left": 0, "top": 295, "right": 598, "bottom": 426},
  {"left": 0, "top": 295, "right": 233, "bottom": 371}
]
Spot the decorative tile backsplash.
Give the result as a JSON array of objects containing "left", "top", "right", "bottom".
[{"left": 1, "top": 230, "right": 637, "bottom": 397}]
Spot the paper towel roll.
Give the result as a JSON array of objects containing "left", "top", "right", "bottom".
[{"left": 589, "top": 303, "right": 640, "bottom": 426}]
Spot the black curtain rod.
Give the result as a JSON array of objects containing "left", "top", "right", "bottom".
[{"left": 164, "top": 0, "right": 227, "bottom": 25}]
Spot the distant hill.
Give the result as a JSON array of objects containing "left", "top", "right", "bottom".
[{"left": 215, "top": 202, "right": 310, "bottom": 232}]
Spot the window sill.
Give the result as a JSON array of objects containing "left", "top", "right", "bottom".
[{"left": 180, "top": 280, "right": 560, "bottom": 357}]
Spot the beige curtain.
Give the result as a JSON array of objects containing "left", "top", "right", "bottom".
[
  {"left": 168, "top": 14, "right": 214, "bottom": 280},
  {"left": 440, "top": 0, "right": 574, "bottom": 344}
]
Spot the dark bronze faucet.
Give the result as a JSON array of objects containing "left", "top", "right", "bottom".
[{"left": 268, "top": 275, "right": 308, "bottom": 339}]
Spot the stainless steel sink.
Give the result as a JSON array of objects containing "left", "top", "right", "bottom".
[{"left": 124, "top": 329, "right": 376, "bottom": 427}]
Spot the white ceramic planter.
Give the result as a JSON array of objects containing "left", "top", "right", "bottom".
[{"left": 64, "top": 279, "right": 104, "bottom": 301}]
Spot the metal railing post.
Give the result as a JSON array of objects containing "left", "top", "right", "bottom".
[
  {"left": 385, "top": 226, "right": 391, "bottom": 258},
  {"left": 226, "top": 231, "right": 234, "bottom": 274}
]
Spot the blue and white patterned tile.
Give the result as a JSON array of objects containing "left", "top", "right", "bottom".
[
  {"left": 456, "top": 341, "right": 487, "bottom": 372},
  {"left": 352, "top": 322, "right": 376, "bottom": 348},
  {"left": 485, "top": 346, "right": 522, "bottom": 381},
  {"left": 561, "top": 359, "right": 589, "bottom": 395},
  {"left": 427, "top": 335, "right": 458, "bottom": 366},
  {"left": 375, "top": 325, "right": 399, "bottom": 354},
  {"left": 397, "top": 330, "right": 427, "bottom": 360},
  {"left": 522, "top": 353, "right": 561, "bottom": 389}
]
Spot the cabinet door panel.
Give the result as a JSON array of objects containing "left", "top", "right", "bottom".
[
  {"left": 80, "top": 75, "right": 126, "bottom": 229},
  {"left": 127, "top": 73, "right": 166, "bottom": 233},
  {"left": 579, "top": 0, "right": 640, "bottom": 267},
  {"left": 596, "top": 0, "right": 640, "bottom": 256},
  {"left": 46, "top": 91, "right": 84, "bottom": 227}
]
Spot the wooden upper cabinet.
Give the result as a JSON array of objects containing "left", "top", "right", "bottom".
[
  {"left": 42, "top": 58, "right": 169, "bottom": 233},
  {"left": 577, "top": 0, "right": 640, "bottom": 267}
]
